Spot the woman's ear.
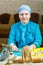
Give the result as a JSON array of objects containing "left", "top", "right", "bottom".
[
  {"left": 30, "top": 14, "right": 31, "bottom": 18},
  {"left": 29, "top": 14, "right": 31, "bottom": 19},
  {"left": 19, "top": 14, "right": 20, "bottom": 19}
]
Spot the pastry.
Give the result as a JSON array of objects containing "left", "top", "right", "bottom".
[
  {"left": 22, "top": 46, "right": 31, "bottom": 62},
  {"left": 31, "top": 47, "right": 43, "bottom": 63},
  {"left": 5, "top": 62, "right": 12, "bottom": 65},
  {"left": 32, "top": 58, "right": 41, "bottom": 63},
  {"left": 13, "top": 56, "right": 24, "bottom": 63}
]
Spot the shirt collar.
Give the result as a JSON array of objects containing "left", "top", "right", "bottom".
[{"left": 19, "top": 21, "right": 30, "bottom": 31}]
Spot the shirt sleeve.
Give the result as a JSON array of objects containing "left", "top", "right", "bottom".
[
  {"left": 7, "top": 24, "right": 16, "bottom": 46},
  {"left": 33, "top": 24, "right": 42, "bottom": 48}
]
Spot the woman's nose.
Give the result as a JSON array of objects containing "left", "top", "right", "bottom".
[{"left": 23, "top": 14, "right": 26, "bottom": 18}]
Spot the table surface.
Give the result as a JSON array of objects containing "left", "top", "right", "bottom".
[
  {"left": 0, "top": 48, "right": 43, "bottom": 65},
  {"left": 0, "top": 59, "right": 43, "bottom": 65}
]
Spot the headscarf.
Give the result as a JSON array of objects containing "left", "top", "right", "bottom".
[{"left": 18, "top": 5, "right": 31, "bottom": 14}]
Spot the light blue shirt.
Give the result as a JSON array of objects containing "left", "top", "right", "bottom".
[{"left": 8, "top": 21, "right": 42, "bottom": 48}]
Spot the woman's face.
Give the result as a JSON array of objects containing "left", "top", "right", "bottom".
[{"left": 19, "top": 10, "right": 31, "bottom": 24}]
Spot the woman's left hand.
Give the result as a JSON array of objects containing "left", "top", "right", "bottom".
[
  {"left": 22, "top": 44, "right": 36, "bottom": 61},
  {"left": 29, "top": 44, "right": 36, "bottom": 51}
]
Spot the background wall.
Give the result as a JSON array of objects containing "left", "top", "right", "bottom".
[
  {"left": 0, "top": 0, "right": 43, "bottom": 15},
  {"left": 0, "top": 0, "right": 43, "bottom": 45}
]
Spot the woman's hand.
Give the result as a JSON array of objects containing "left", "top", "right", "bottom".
[
  {"left": 28, "top": 44, "right": 36, "bottom": 51},
  {"left": 22, "top": 44, "right": 36, "bottom": 61},
  {"left": 10, "top": 43, "right": 18, "bottom": 51}
]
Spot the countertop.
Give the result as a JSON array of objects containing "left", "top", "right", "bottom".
[{"left": 0, "top": 59, "right": 43, "bottom": 65}]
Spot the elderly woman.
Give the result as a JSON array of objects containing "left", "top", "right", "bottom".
[{"left": 8, "top": 5, "right": 42, "bottom": 52}]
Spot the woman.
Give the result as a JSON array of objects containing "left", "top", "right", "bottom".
[{"left": 8, "top": 5, "right": 42, "bottom": 52}]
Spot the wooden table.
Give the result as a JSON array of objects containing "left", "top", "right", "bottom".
[{"left": 0, "top": 59, "right": 43, "bottom": 65}]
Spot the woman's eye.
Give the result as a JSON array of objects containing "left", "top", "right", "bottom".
[
  {"left": 25, "top": 13, "right": 28, "bottom": 15},
  {"left": 20, "top": 13, "right": 28, "bottom": 16},
  {"left": 20, "top": 14, "right": 24, "bottom": 16}
]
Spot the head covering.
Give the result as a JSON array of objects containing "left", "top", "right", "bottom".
[{"left": 18, "top": 5, "right": 31, "bottom": 14}]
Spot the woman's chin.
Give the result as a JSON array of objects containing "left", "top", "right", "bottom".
[{"left": 22, "top": 20, "right": 27, "bottom": 24}]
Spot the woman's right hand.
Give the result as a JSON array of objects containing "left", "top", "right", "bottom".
[{"left": 10, "top": 43, "right": 18, "bottom": 51}]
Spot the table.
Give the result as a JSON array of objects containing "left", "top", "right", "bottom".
[{"left": 0, "top": 59, "right": 43, "bottom": 65}]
